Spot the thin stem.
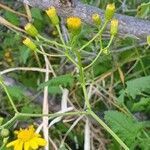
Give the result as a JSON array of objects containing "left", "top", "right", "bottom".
[
  {"left": 90, "top": 111, "right": 129, "bottom": 150},
  {"left": 56, "top": 24, "right": 80, "bottom": 68},
  {"left": 0, "top": 79, "right": 18, "bottom": 113},
  {"left": 79, "top": 21, "right": 108, "bottom": 52},
  {"left": 19, "top": 111, "right": 87, "bottom": 118},
  {"left": 135, "top": 47, "right": 147, "bottom": 76},
  {"left": 56, "top": 25, "right": 66, "bottom": 46},
  {"left": 34, "top": 51, "right": 42, "bottom": 68},
  {"left": 84, "top": 35, "right": 114, "bottom": 70},
  {"left": 0, "top": 114, "right": 18, "bottom": 129},
  {"left": 38, "top": 35, "right": 70, "bottom": 49},
  {"left": 36, "top": 49, "right": 65, "bottom": 57}
]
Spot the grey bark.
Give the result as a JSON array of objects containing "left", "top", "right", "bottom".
[{"left": 18, "top": 0, "right": 150, "bottom": 40}]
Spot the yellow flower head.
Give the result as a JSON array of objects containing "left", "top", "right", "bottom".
[
  {"left": 105, "top": 3, "right": 115, "bottom": 21},
  {"left": 92, "top": 13, "right": 101, "bottom": 26},
  {"left": 6, "top": 125, "right": 47, "bottom": 150},
  {"left": 23, "top": 38, "right": 37, "bottom": 51},
  {"left": 110, "top": 19, "right": 119, "bottom": 35},
  {"left": 67, "top": 17, "right": 82, "bottom": 34},
  {"left": 46, "top": 6, "right": 59, "bottom": 26},
  {"left": 24, "top": 23, "right": 38, "bottom": 37}
]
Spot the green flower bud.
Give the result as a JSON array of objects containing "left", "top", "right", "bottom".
[
  {"left": 105, "top": 3, "right": 115, "bottom": 21},
  {"left": 110, "top": 19, "right": 119, "bottom": 36},
  {"left": 23, "top": 38, "right": 37, "bottom": 51},
  {"left": 103, "top": 48, "right": 110, "bottom": 55},
  {"left": 24, "top": 23, "right": 39, "bottom": 37},
  {"left": 147, "top": 35, "right": 150, "bottom": 46},
  {"left": 92, "top": 13, "right": 101, "bottom": 26},
  {"left": 1, "top": 128, "right": 9, "bottom": 137},
  {"left": 46, "top": 6, "right": 59, "bottom": 26}
]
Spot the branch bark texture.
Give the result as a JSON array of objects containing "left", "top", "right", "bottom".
[{"left": 18, "top": 0, "right": 150, "bottom": 40}]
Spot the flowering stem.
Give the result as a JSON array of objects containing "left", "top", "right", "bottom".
[
  {"left": 38, "top": 34, "right": 70, "bottom": 49},
  {"left": 73, "top": 48, "right": 91, "bottom": 110},
  {"left": 56, "top": 25, "right": 66, "bottom": 46},
  {"left": 84, "top": 35, "right": 114, "bottom": 70},
  {"left": 0, "top": 79, "right": 18, "bottom": 113},
  {"left": 79, "top": 21, "right": 108, "bottom": 52},
  {"left": 56, "top": 24, "right": 80, "bottom": 68}
]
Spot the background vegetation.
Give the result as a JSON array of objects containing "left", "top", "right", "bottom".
[{"left": 0, "top": 0, "right": 150, "bottom": 149}]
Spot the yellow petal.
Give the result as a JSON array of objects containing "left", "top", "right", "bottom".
[
  {"left": 24, "top": 141, "right": 30, "bottom": 150},
  {"left": 36, "top": 138, "right": 47, "bottom": 146},
  {"left": 14, "top": 141, "right": 23, "bottom": 150},
  {"left": 6, "top": 139, "right": 19, "bottom": 147},
  {"left": 30, "top": 139, "right": 38, "bottom": 149}
]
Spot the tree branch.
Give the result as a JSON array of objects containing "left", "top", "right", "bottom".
[{"left": 18, "top": 0, "right": 150, "bottom": 40}]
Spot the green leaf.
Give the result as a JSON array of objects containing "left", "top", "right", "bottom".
[
  {"left": 19, "top": 46, "right": 30, "bottom": 64},
  {"left": 31, "top": 8, "right": 43, "bottom": 20},
  {"left": 126, "top": 76, "right": 150, "bottom": 99},
  {"left": 4, "top": 11, "right": 20, "bottom": 26},
  {"left": 48, "top": 86, "right": 62, "bottom": 95},
  {"left": 38, "top": 74, "right": 74, "bottom": 90},
  {"left": 137, "top": 2, "right": 150, "bottom": 19},
  {"left": 132, "top": 98, "right": 150, "bottom": 112},
  {"left": 104, "top": 111, "right": 143, "bottom": 146},
  {"left": 138, "top": 138, "right": 150, "bottom": 150},
  {"left": 7, "top": 86, "right": 24, "bottom": 101}
]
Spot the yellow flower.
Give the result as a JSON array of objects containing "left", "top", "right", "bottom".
[
  {"left": 46, "top": 6, "right": 59, "bottom": 26},
  {"left": 67, "top": 17, "right": 82, "bottom": 34},
  {"left": 6, "top": 125, "right": 47, "bottom": 150}
]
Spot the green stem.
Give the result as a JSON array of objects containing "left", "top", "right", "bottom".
[
  {"left": 73, "top": 49, "right": 91, "bottom": 110},
  {"left": 84, "top": 35, "right": 114, "bottom": 70},
  {"left": 56, "top": 25, "right": 66, "bottom": 46},
  {"left": 19, "top": 111, "right": 87, "bottom": 118},
  {"left": 0, "top": 80, "right": 18, "bottom": 113},
  {"left": 135, "top": 47, "right": 147, "bottom": 76},
  {"left": 38, "top": 35, "right": 70, "bottom": 49},
  {"left": 79, "top": 21, "right": 108, "bottom": 52},
  {"left": 90, "top": 110, "right": 129, "bottom": 150},
  {"left": 0, "top": 114, "right": 18, "bottom": 129},
  {"left": 34, "top": 51, "right": 42, "bottom": 68}
]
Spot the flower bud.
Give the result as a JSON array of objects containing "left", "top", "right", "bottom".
[
  {"left": 105, "top": 3, "right": 115, "bottom": 21},
  {"left": 103, "top": 48, "right": 110, "bottom": 55},
  {"left": 46, "top": 6, "right": 59, "bottom": 26},
  {"left": 92, "top": 13, "right": 101, "bottom": 26},
  {"left": 67, "top": 17, "right": 82, "bottom": 35},
  {"left": 1, "top": 128, "right": 10, "bottom": 137},
  {"left": 23, "top": 38, "right": 37, "bottom": 51},
  {"left": 147, "top": 35, "right": 150, "bottom": 46},
  {"left": 110, "top": 19, "right": 118, "bottom": 36},
  {"left": 24, "top": 23, "right": 38, "bottom": 37}
]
